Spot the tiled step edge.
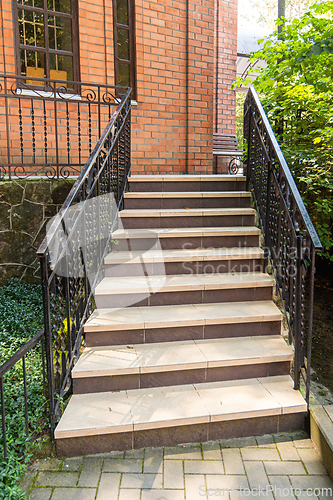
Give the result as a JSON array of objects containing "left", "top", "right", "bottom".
[
  {"left": 73, "top": 335, "right": 293, "bottom": 379},
  {"left": 129, "top": 175, "right": 246, "bottom": 182},
  {"left": 112, "top": 226, "right": 260, "bottom": 239},
  {"left": 83, "top": 300, "right": 282, "bottom": 333},
  {"left": 124, "top": 191, "right": 251, "bottom": 198},
  {"left": 119, "top": 208, "right": 255, "bottom": 218},
  {"left": 94, "top": 272, "right": 273, "bottom": 296},
  {"left": 55, "top": 375, "right": 306, "bottom": 440},
  {"left": 104, "top": 247, "right": 264, "bottom": 265}
]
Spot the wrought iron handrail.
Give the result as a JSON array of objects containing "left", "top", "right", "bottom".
[
  {"left": 37, "top": 88, "right": 132, "bottom": 432},
  {"left": 0, "top": 73, "right": 128, "bottom": 179},
  {"left": 0, "top": 329, "right": 46, "bottom": 461},
  {"left": 244, "top": 87, "right": 322, "bottom": 404}
]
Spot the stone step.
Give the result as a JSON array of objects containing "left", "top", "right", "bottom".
[
  {"left": 84, "top": 300, "right": 282, "bottom": 347},
  {"left": 128, "top": 174, "right": 246, "bottom": 193},
  {"left": 119, "top": 207, "right": 255, "bottom": 229},
  {"left": 111, "top": 226, "right": 260, "bottom": 251},
  {"left": 104, "top": 246, "right": 264, "bottom": 277},
  {"left": 55, "top": 375, "right": 306, "bottom": 456},
  {"left": 94, "top": 272, "right": 273, "bottom": 309},
  {"left": 72, "top": 335, "right": 293, "bottom": 394},
  {"left": 124, "top": 191, "right": 251, "bottom": 209}
]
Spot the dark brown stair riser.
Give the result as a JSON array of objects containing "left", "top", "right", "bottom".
[
  {"left": 56, "top": 412, "right": 305, "bottom": 457},
  {"left": 95, "top": 285, "right": 273, "bottom": 309},
  {"left": 124, "top": 196, "right": 251, "bottom": 210},
  {"left": 128, "top": 180, "right": 247, "bottom": 193},
  {"left": 84, "top": 320, "right": 282, "bottom": 347},
  {"left": 120, "top": 214, "right": 255, "bottom": 229},
  {"left": 73, "top": 361, "right": 291, "bottom": 394},
  {"left": 112, "top": 234, "right": 260, "bottom": 251},
  {"left": 105, "top": 258, "right": 264, "bottom": 277}
]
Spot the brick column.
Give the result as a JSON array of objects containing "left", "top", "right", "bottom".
[
  {"left": 186, "top": 0, "right": 215, "bottom": 174},
  {"left": 214, "top": 0, "right": 238, "bottom": 173}
]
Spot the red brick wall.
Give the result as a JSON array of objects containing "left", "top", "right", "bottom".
[{"left": 0, "top": 0, "right": 237, "bottom": 175}]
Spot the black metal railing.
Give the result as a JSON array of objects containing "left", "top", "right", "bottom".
[
  {"left": 0, "top": 74, "right": 128, "bottom": 179},
  {"left": 0, "top": 329, "right": 46, "bottom": 461},
  {"left": 36, "top": 88, "right": 131, "bottom": 431},
  {"left": 244, "top": 87, "right": 322, "bottom": 404}
]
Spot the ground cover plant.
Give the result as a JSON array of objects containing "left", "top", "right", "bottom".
[
  {"left": 238, "top": 0, "right": 333, "bottom": 261},
  {"left": 0, "top": 280, "right": 45, "bottom": 500}
]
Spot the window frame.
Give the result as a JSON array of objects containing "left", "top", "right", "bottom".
[
  {"left": 12, "top": 0, "right": 80, "bottom": 87},
  {"left": 112, "top": 0, "right": 136, "bottom": 99}
]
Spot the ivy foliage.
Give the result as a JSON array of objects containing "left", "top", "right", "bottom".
[
  {"left": 238, "top": 1, "right": 333, "bottom": 260},
  {"left": 0, "top": 280, "right": 45, "bottom": 500}
]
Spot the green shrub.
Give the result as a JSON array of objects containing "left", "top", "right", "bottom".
[{"left": 0, "top": 280, "right": 45, "bottom": 500}]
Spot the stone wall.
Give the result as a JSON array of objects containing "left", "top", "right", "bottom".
[{"left": 0, "top": 180, "right": 74, "bottom": 285}]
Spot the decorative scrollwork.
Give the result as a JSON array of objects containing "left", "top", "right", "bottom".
[
  {"left": 81, "top": 88, "right": 97, "bottom": 102},
  {"left": 102, "top": 91, "right": 116, "bottom": 104},
  {"left": 13, "top": 165, "right": 27, "bottom": 177}
]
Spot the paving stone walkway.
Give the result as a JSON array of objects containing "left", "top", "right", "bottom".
[{"left": 21, "top": 431, "right": 333, "bottom": 499}]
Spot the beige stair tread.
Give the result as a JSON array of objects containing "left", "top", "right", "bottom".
[
  {"left": 54, "top": 375, "right": 306, "bottom": 438},
  {"left": 94, "top": 272, "right": 273, "bottom": 296},
  {"left": 119, "top": 207, "right": 255, "bottom": 218},
  {"left": 112, "top": 226, "right": 260, "bottom": 239},
  {"left": 124, "top": 191, "right": 251, "bottom": 198},
  {"left": 84, "top": 300, "right": 282, "bottom": 332},
  {"left": 72, "top": 335, "right": 293, "bottom": 378},
  {"left": 104, "top": 246, "right": 263, "bottom": 264},
  {"left": 129, "top": 174, "right": 246, "bottom": 182}
]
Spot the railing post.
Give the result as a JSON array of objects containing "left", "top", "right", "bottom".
[
  {"left": 246, "top": 103, "right": 252, "bottom": 192},
  {"left": 4, "top": 75, "right": 11, "bottom": 179},
  {"left": 264, "top": 159, "right": 272, "bottom": 272},
  {"left": 306, "top": 243, "right": 316, "bottom": 404},
  {"left": 0, "top": 377, "right": 7, "bottom": 460},
  {"left": 40, "top": 255, "right": 56, "bottom": 434},
  {"left": 294, "top": 232, "right": 302, "bottom": 391}
]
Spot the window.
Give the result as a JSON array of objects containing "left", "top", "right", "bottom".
[
  {"left": 113, "top": 0, "right": 135, "bottom": 98},
  {"left": 14, "top": 0, "right": 79, "bottom": 87}
]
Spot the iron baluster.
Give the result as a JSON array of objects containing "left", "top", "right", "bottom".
[
  {"left": 43, "top": 99, "right": 48, "bottom": 165},
  {"left": 66, "top": 100, "right": 70, "bottom": 164},
  {"left": 31, "top": 99, "right": 36, "bottom": 164},
  {"left": 0, "top": 377, "right": 7, "bottom": 460},
  {"left": 22, "top": 356, "right": 29, "bottom": 439},
  {"left": 19, "top": 98, "right": 24, "bottom": 164},
  {"left": 88, "top": 102, "right": 92, "bottom": 155},
  {"left": 78, "top": 103, "right": 81, "bottom": 166}
]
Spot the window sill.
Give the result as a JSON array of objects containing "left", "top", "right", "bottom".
[{"left": 16, "top": 88, "right": 82, "bottom": 100}]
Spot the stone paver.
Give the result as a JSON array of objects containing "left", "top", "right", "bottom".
[
  {"left": 276, "top": 441, "right": 300, "bottom": 461},
  {"left": 96, "top": 472, "right": 121, "bottom": 500},
  {"left": 120, "top": 473, "right": 163, "bottom": 489},
  {"left": 77, "top": 457, "right": 103, "bottom": 487},
  {"left": 35, "top": 471, "right": 78, "bottom": 487},
  {"left": 51, "top": 488, "right": 96, "bottom": 500},
  {"left": 21, "top": 432, "right": 333, "bottom": 500},
  {"left": 202, "top": 442, "right": 222, "bottom": 460},
  {"left": 118, "top": 488, "right": 141, "bottom": 500},
  {"left": 30, "top": 489, "right": 52, "bottom": 500},
  {"left": 63, "top": 457, "right": 84, "bottom": 471},
  {"left": 144, "top": 448, "right": 163, "bottom": 473},
  {"left": 223, "top": 448, "right": 245, "bottom": 474},
  {"left": 103, "top": 458, "right": 143, "bottom": 473},
  {"left": 164, "top": 460, "right": 184, "bottom": 489}
]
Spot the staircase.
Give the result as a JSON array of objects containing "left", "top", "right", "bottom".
[{"left": 54, "top": 174, "right": 307, "bottom": 457}]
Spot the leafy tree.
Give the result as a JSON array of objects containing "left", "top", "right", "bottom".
[{"left": 238, "top": 0, "right": 333, "bottom": 260}]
